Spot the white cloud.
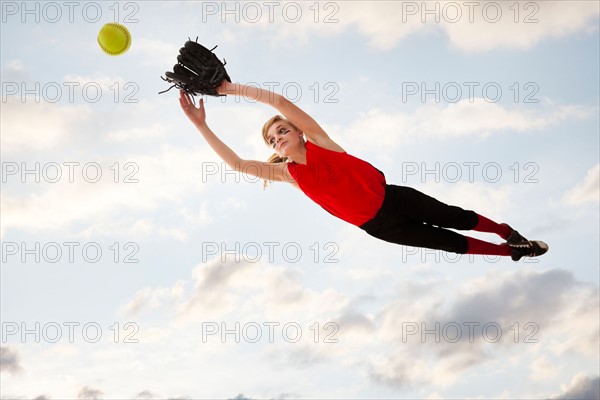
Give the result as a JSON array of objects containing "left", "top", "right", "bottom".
[
  {"left": 118, "top": 258, "right": 352, "bottom": 345},
  {"left": 5, "top": 59, "right": 25, "bottom": 71},
  {"left": 78, "top": 386, "right": 104, "bottom": 400},
  {"left": 0, "top": 100, "right": 94, "bottom": 151},
  {"left": 105, "top": 123, "right": 167, "bottom": 142},
  {"left": 340, "top": 100, "right": 596, "bottom": 152},
  {"left": 442, "top": 1, "right": 599, "bottom": 53},
  {"left": 1, "top": 58, "right": 29, "bottom": 82},
  {"left": 345, "top": 265, "right": 395, "bottom": 282},
  {"left": 0, "top": 83, "right": 255, "bottom": 239},
  {"left": 184, "top": 258, "right": 349, "bottom": 322},
  {"left": 178, "top": 202, "right": 212, "bottom": 227},
  {"left": 2, "top": 1, "right": 598, "bottom": 398},
  {"left": 119, "top": 280, "right": 186, "bottom": 316},
  {"left": 10, "top": 253, "right": 575, "bottom": 398},
  {"left": 1, "top": 97, "right": 176, "bottom": 155},
  {"left": 119, "top": 256, "right": 351, "bottom": 325},
  {"left": 368, "top": 269, "right": 597, "bottom": 388},
  {"left": 546, "top": 283, "right": 599, "bottom": 357},
  {"left": 134, "top": 390, "right": 158, "bottom": 400},
  {"left": 564, "top": 164, "right": 600, "bottom": 205},
  {"left": 427, "top": 393, "right": 444, "bottom": 400},
  {"left": 0, "top": 346, "right": 23, "bottom": 375},
  {"left": 62, "top": 73, "right": 131, "bottom": 93},
  {"left": 0, "top": 93, "right": 277, "bottom": 239},
  {"left": 258, "top": 1, "right": 599, "bottom": 52},
  {"left": 0, "top": 144, "right": 218, "bottom": 238},
  {"left": 116, "top": 256, "right": 599, "bottom": 391},
  {"left": 551, "top": 373, "right": 600, "bottom": 400},
  {"left": 530, "top": 357, "right": 560, "bottom": 382},
  {"left": 340, "top": 2, "right": 434, "bottom": 51},
  {"left": 368, "top": 352, "right": 429, "bottom": 388},
  {"left": 418, "top": 181, "right": 514, "bottom": 219}
]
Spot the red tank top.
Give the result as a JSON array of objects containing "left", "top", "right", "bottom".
[{"left": 287, "top": 141, "right": 386, "bottom": 226}]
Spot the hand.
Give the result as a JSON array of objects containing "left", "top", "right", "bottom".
[{"left": 179, "top": 90, "right": 206, "bottom": 126}]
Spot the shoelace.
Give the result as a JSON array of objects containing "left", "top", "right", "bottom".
[{"left": 510, "top": 241, "right": 531, "bottom": 248}]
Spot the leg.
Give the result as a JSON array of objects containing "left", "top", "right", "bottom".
[
  {"left": 365, "top": 221, "right": 512, "bottom": 256},
  {"left": 390, "top": 186, "right": 479, "bottom": 230},
  {"left": 366, "top": 220, "right": 471, "bottom": 254},
  {"left": 394, "top": 186, "right": 518, "bottom": 243},
  {"left": 361, "top": 186, "right": 471, "bottom": 254},
  {"left": 465, "top": 236, "right": 511, "bottom": 256},
  {"left": 472, "top": 214, "right": 512, "bottom": 240},
  {"left": 360, "top": 185, "right": 512, "bottom": 256}
]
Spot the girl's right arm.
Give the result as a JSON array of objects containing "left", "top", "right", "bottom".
[
  {"left": 179, "top": 90, "right": 292, "bottom": 183},
  {"left": 217, "top": 82, "right": 345, "bottom": 153}
]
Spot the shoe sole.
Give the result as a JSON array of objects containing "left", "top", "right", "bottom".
[{"left": 511, "top": 240, "right": 549, "bottom": 261}]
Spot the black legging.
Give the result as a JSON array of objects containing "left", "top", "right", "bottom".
[{"left": 359, "top": 185, "right": 479, "bottom": 254}]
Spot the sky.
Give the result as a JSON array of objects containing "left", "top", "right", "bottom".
[{"left": 1, "top": 0, "right": 599, "bottom": 399}]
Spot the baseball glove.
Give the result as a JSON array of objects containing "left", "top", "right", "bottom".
[{"left": 159, "top": 37, "right": 231, "bottom": 98}]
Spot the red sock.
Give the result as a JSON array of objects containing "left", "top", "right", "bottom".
[
  {"left": 474, "top": 214, "right": 512, "bottom": 239},
  {"left": 466, "top": 236, "right": 512, "bottom": 256}
]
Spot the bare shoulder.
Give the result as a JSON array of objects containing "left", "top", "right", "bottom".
[
  {"left": 308, "top": 135, "right": 346, "bottom": 153},
  {"left": 273, "top": 96, "right": 345, "bottom": 153}
]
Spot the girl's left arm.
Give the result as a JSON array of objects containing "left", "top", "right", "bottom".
[
  {"left": 180, "top": 90, "right": 294, "bottom": 184},
  {"left": 218, "top": 81, "right": 345, "bottom": 152}
]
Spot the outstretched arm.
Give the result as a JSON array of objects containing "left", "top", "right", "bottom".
[
  {"left": 217, "top": 82, "right": 344, "bottom": 152},
  {"left": 179, "top": 90, "right": 292, "bottom": 183}
]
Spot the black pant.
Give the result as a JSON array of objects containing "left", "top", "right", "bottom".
[{"left": 359, "top": 185, "right": 478, "bottom": 254}]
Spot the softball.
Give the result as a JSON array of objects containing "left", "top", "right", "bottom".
[{"left": 97, "top": 23, "right": 131, "bottom": 56}]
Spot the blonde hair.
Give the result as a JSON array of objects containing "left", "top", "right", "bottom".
[{"left": 261, "top": 115, "right": 301, "bottom": 189}]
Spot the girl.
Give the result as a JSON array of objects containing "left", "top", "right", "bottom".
[{"left": 178, "top": 83, "right": 548, "bottom": 262}]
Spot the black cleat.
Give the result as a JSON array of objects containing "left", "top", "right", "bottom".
[
  {"left": 501, "top": 223, "right": 529, "bottom": 245},
  {"left": 509, "top": 240, "right": 549, "bottom": 262}
]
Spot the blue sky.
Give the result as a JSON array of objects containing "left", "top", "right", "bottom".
[{"left": 1, "top": 1, "right": 599, "bottom": 399}]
